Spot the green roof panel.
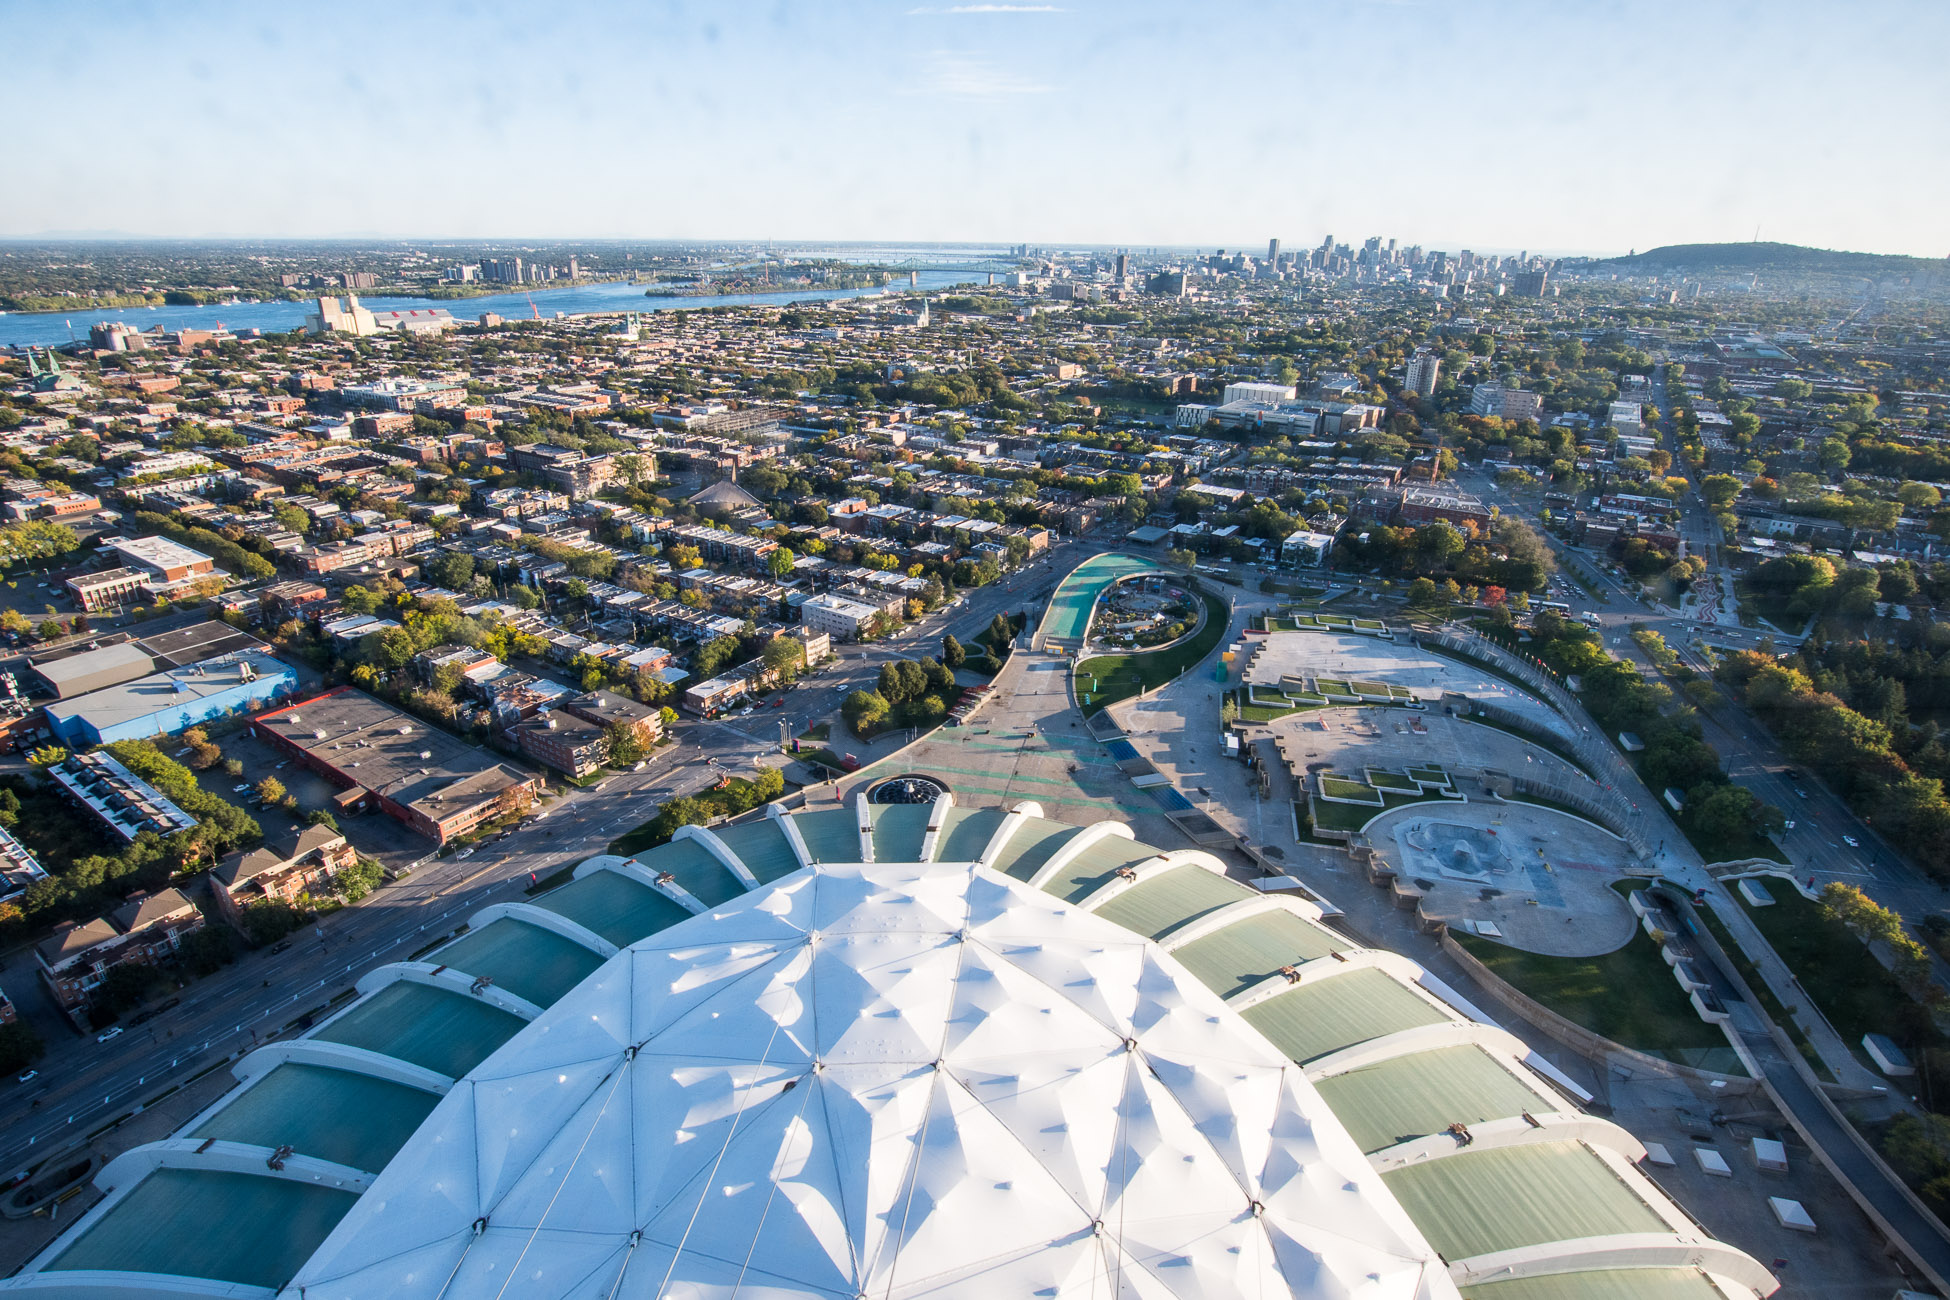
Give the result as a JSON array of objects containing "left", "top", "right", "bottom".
[
  {"left": 431, "top": 915, "right": 605, "bottom": 1009},
  {"left": 534, "top": 868, "right": 693, "bottom": 949},
  {"left": 1384, "top": 1142, "right": 1668, "bottom": 1262},
  {"left": 1316, "top": 1045, "right": 1559, "bottom": 1155},
  {"left": 1041, "top": 835, "right": 1157, "bottom": 904},
  {"left": 793, "top": 808, "right": 862, "bottom": 864},
  {"left": 712, "top": 817, "right": 804, "bottom": 882},
  {"left": 1460, "top": 1270, "right": 1728, "bottom": 1300},
  {"left": 935, "top": 806, "right": 1008, "bottom": 864},
  {"left": 314, "top": 980, "right": 524, "bottom": 1080},
  {"left": 50, "top": 1169, "right": 357, "bottom": 1290},
  {"left": 635, "top": 836, "right": 745, "bottom": 906},
  {"left": 1091, "top": 863, "right": 1253, "bottom": 942},
  {"left": 1173, "top": 907, "right": 1351, "bottom": 1001},
  {"left": 1241, "top": 967, "right": 1447, "bottom": 1064},
  {"left": 190, "top": 1062, "right": 439, "bottom": 1174},
  {"left": 870, "top": 803, "right": 934, "bottom": 863},
  {"left": 987, "top": 818, "right": 1081, "bottom": 882}
]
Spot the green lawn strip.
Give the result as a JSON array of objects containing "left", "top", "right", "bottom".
[
  {"left": 1452, "top": 927, "right": 1737, "bottom": 1068},
  {"left": 1366, "top": 770, "right": 1419, "bottom": 793},
  {"left": 1734, "top": 878, "right": 1941, "bottom": 1069},
  {"left": 1076, "top": 588, "right": 1230, "bottom": 717},
  {"left": 1311, "top": 787, "right": 1454, "bottom": 833},
  {"left": 1319, "top": 775, "right": 1382, "bottom": 803},
  {"left": 1687, "top": 821, "right": 1789, "bottom": 865},
  {"left": 1693, "top": 901, "right": 1833, "bottom": 1081}
]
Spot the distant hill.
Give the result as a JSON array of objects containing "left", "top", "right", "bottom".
[{"left": 1589, "top": 241, "right": 1946, "bottom": 277}]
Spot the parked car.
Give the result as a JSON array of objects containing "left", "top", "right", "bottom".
[{"left": 233, "top": 783, "right": 251, "bottom": 793}]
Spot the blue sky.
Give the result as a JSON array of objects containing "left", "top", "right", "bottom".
[{"left": 6, "top": 0, "right": 1946, "bottom": 256}]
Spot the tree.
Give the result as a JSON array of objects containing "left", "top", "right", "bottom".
[
  {"left": 1221, "top": 695, "right": 1239, "bottom": 727},
  {"left": 989, "top": 613, "right": 1013, "bottom": 648},
  {"left": 843, "top": 689, "right": 890, "bottom": 737},
  {"left": 941, "top": 634, "right": 966, "bottom": 670},
  {"left": 509, "top": 584, "right": 540, "bottom": 610},
  {"left": 255, "top": 776, "right": 286, "bottom": 806},
  {"left": 769, "top": 547, "right": 796, "bottom": 579},
  {"left": 0, "top": 1021, "right": 44, "bottom": 1075},
  {"left": 36, "top": 619, "right": 60, "bottom": 642},
  {"left": 0, "top": 609, "right": 30, "bottom": 637},
  {"left": 604, "top": 721, "right": 645, "bottom": 767},
  {"left": 756, "top": 634, "right": 806, "bottom": 687}
]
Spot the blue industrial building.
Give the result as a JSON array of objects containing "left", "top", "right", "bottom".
[{"left": 44, "top": 651, "right": 299, "bottom": 746}]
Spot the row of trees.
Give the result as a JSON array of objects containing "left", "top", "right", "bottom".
[
  {"left": 844, "top": 653, "right": 963, "bottom": 737},
  {"left": 1718, "top": 649, "right": 1950, "bottom": 878},
  {"left": 1521, "top": 615, "right": 1782, "bottom": 853},
  {"left": 1339, "top": 517, "right": 1553, "bottom": 593}
]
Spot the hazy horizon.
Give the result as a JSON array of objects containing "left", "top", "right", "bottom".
[{"left": 6, "top": 1, "right": 1946, "bottom": 258}]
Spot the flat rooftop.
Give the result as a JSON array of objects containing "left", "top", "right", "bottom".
[
  {"left": 46, "top": 651, "right": 291, "bottom": 735},
  {"left": 254, "top": 688, "right": 533, "bottom": 820}
]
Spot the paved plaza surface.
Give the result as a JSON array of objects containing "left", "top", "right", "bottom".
[
  {"left": 1245, "top": 630, "right": 1580, "bottom": 743},
  {"left": 1374, "top": 802, "right": 1640, "bottom": 956}
]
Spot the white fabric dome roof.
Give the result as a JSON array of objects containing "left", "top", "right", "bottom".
[{"left": 291, "top": 857, "right": 1452, "bottom": 1299}]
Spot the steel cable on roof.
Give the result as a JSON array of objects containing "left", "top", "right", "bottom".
[
  {"left": 873, "top": 874, "right": 975, "bottom": 1300},
  {"left": 485, "top": 1054, "right": 634, "bottom": 1300},
  {"left": 649, "top": 900, "right": 799, "bottom": 1298}
]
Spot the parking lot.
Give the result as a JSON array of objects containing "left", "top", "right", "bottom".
[{"left": 183, "top": 726, "right": 430, "bottom": 872}]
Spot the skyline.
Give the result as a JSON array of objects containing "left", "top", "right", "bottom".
[{"left": 5, "top": 1, "right": 1949, "bottom": 257}]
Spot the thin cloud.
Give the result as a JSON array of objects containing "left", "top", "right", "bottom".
[
  {"left": 926, "top": 55, "right": 1050, "bottom": 96},
  {"left": 908, "top": 5, "right": 1065, "bottom": 14}
]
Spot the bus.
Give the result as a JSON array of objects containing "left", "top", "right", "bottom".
[{"left": 1535, "top": 600, "right": 1572, "bottom": 616}]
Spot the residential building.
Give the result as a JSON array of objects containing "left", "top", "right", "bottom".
[
  {"left": 1468, "top": 384, "right": 1544, "bottom": 422},
  {"left": 508, "top": 710, "right": 609, "bottom": 779},
  {"left": 800, "top": 592, "right": 883, "bottom": 642},
  {"left": 0, "top": 825, "right": 49, "bottom": 905},
  {"left": 35, "top": 887, "right": 204, "bottom": 1014},
  {"left": 48, "top": 750, "right": 200, "bottom": 842},
  {"left": 1396, "top": 486, "right": 1493, "bottom": 529},
  {"left": 683, "top": 672, "right": 756, "bottom": 717},
  {"left": 210, "top": 825, "right": 359, "bottom": 924},
  {"left": 561, "top": 690, "right": 663, "bottom": 749},
  {"left": 1404, "top": 350, "right": 1441, "bottom": 397}
]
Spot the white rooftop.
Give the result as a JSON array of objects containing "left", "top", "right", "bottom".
[{"left": 292, "top": 856, "right": 1449, "bottom": 1299}]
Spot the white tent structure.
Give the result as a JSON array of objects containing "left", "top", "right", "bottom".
[{"left": 293, "top": 857, "right": 1450, "bottom": 1299}]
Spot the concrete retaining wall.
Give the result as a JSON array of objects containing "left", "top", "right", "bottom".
[{"left": 1437, "top": 929, "right": 1759, "bottom": 1096}]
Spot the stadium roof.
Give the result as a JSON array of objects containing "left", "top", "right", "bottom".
[{"left": 6, "top": 798, "right": 1776, "bottom": 1300}]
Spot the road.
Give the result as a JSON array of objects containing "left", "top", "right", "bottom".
[{"left": 0, "top": 541, "right": 1098, "bottom": 1174}]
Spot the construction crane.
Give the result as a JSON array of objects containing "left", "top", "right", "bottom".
[{"left": 525, "top": 292, "right": 540, "bottom": 321}]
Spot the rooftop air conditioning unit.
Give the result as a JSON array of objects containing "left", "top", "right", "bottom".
[
  {"left": 420, "top": 750, "right": 432, "bottom": 760},
  {"left": 314, "top": 730, "right": 327, "bottom": 740},
  {"left": 398, "top": 726, "right": 412, "bottom": 735}
]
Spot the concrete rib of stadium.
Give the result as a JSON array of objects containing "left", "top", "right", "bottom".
[{"left": 2, "top": 796, "right": 1777, "bottom": 1300}]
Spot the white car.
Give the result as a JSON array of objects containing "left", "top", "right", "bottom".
[
  {"left": 1842, "top": 835, "right": 1859, "bottom": 848},
  {"left": 232, "top": 783, "right": 251, "bottom": 793},
  {"left": 96, "top": 1026, "right": 123, "bottom": 1043}
]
